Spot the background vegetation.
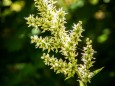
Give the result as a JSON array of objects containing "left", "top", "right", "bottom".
[{"left": 0, "top": 0, "right": 115, "bottom": 86}]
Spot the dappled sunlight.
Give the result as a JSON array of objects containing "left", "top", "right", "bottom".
[
  {"left": 97, "top": 29, "right": 110, "bottom": 43},
  {"left": 89, "top": 0, "right": 99, "bottom": 5},
  {"left": 2, "top": 0, "right": 12, "bottom": 6},
  {"left": 1, "top": 0, "right": 25, "bottom": 17},
  {"left": 94, "top": 10, "right": 105, "bottom": 20},
  {"left": 10, "top": 1, "right": 25, "bottom": 12}
]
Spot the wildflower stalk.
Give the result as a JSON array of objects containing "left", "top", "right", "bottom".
[{"left": 25, "top": 0, "right": 103, "bottom": 86}]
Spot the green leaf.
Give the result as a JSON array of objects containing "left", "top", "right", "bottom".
[{"left": 93, "top": 67, "right": 104, "bottom": 76}]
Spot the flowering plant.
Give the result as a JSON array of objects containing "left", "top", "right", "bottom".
[{"left": 25, "top": 0, "right": 103, "bottom": 86}]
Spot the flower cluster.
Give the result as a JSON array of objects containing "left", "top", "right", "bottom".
[
  {"left": 25, "top": 0, "right": 103, "bottom": 86},
  {"left": 77, "top": 38, "right": 103, "bottom": 85}
]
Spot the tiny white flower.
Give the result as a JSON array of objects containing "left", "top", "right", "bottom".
[{"left": 33, "top": 35, "right": 38, "bottom": 40}]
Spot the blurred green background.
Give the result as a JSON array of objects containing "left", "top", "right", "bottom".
[{"left": 0, "top": 0, "right": 115, "bottom": 86}]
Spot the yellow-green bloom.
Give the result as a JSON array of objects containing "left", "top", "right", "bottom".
[{"left": 25, "top": 0, "right": 103, "bottom": 86}]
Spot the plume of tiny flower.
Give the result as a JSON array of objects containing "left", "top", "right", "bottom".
[{"left": 25, "top": 0, "right": 103, "bottom": 86}]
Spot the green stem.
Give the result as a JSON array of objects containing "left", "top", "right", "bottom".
[{"left": 79, "top": 80, "right": 87, "bottom": 86}]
